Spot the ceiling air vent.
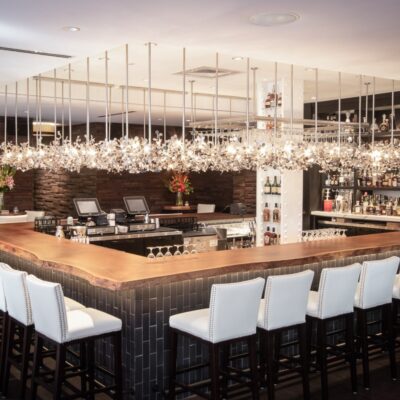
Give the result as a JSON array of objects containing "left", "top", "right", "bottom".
[
  {"left": 98, "top": 110, "right": 136, "bottom": 118},
  {"left": 0, "top": 46, "right": 72, "bottom": 59},
  {"left": 175, "top": 66, "right": 240, "bottom": 79}
]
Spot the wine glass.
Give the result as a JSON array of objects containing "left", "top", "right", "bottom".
[
  {"left": 182, "top": 244, "right": 190, "bottom": 255},
  {"left": 174, "top": 244, "right": 182, "bottom": 256},
  {"left": 190, "top": 244, "right": 198, "bottom": 254},
  {"left": 165, "top": 246, "right": 173, "bottom": 257},
  {"left": 147, "top": 247, "right": 155, "bottom": 259},
  {"left": 156, "top": 246, "right": 164, "bottom": 258}
]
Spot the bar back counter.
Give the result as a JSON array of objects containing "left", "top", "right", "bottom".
[{"left": 0, "top": 223, "right": 399, "bottom": 399}]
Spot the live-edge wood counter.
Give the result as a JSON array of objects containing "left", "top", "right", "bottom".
[
  {"left": 1, "top": 223, "right": 400, "bottom": 290},
  {"left": 1, "top": 223, "right": 400, "bottom": 399}
]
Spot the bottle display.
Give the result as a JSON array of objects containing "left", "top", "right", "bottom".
[
  {"left": 272, "top": 203, "right": 280, "bottom": 223},
  {"left": 263, "top": 203, "right": 270, "bottom": 222},
  {"left": 264, "top": 177, "right": 271, "bottom": 194}
]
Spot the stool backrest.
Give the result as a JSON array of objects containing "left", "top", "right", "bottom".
[
  {"left": 358, "top": 256, "right": 399, "bottom": 309},
  {"left": 26, "top": 275, "right": 68, "bottom": 343},
  {"left": 261, "top": 270, "right": 314, "bottom": 331},
  {"left": 208, "top": 277, "right": 265, "bottom": 343},
  {"left": 25, "top": 210, "right": 45, "bottom": 222},
  {"left": 317, "top": 264, "right": 361, "bottom": 319},
  {"left": 0, "top": 263, "right": 13, "bottom": 312},
  {"left": 0, "top": 268, "right": 32, "bottom": 325}
]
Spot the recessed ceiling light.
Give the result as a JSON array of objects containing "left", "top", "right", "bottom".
[
  {"left": 62, "top": 26, "right": 80, "bottom": 32},
  {"left": 249, "top": 12, "right": 300, "bottom": 27},
  {"left": 232, "top": 56, "right": 244, "bottom": 61}
]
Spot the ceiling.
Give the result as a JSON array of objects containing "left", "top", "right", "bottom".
[{"left": 0, "top": 0, "right": 399, "bottom": 126}]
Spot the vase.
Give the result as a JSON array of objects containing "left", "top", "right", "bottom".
[
  {"left": 0, "top": 192, "right": 4, "bottom": 211},
  {"left": 175, "top": 192, "right": 183, "bottom": 206}
]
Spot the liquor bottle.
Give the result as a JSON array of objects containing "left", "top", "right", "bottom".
[
  {"left": 263, "top": 203, "right": 270, "bottom": 222},
  {"left": 264, "top": 227, "right": 272, "bottom": 245},
  {"left": 392, "top": 174, "right": 397, "bottom": 187},
  {"left": 362, "top": 192, "right": 369, "bottom": 214},
  {"left": 276, "top": 177, "right": 281, "bottom": 195},
  {"left": 270, "top": 227, "right": 278, "bottom": 245},
  {"left": 353, "top": 201, "right": 361, "bottom": 214},
  {"left": 271, "top": 176, "right": 278, "bottom": 194},
  {"left": 264, "top": 93, "right": 271, "bottom": 109},
  {"left": 272, "top": 203, "right": 280, "bottom": 223},
  {"left": 379, "top": 113, "right": 389, "bottom": 132},
  {"left": 339, "top": 173, "right": 345, "bottom": 187},
  {"left": 264, "top": 177, "right": 271, "bottom": 194},
  {"left": 325, "top": 174, "right": 331, "bottom": 186}
]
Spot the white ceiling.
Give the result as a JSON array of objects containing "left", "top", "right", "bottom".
[
  {"left": 0, "top": 0, "right": 399, "bottom": 126},
  {"left": 1, "top": 0, "right": 400, "bottom": 83}
]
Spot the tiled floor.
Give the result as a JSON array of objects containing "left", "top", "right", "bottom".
[{"left": 3, "top": 351, "right": 400, "bottom": 399}]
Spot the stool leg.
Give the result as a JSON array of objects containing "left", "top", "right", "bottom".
[
  {"left": 299, "top": 324, "right": 310, "bottom": 400},
  {"left": 87, "top": 340, "right": 95, "bottom": 400},
  {"left": 167, "top": 330, "right": 178, "bottom": 400},
  {"left": 79, "top": 342, "right": 87, "bottom": 395},
  {"left": 30, "top": 333, "right": 43, "bottom": 400},
  {"left": 248, "top": 335, "right": 259, "bottom": 400},
  {"left": 54, "top": 344, "right": 66, "bottom": 400},
  {"left": 259, "top": 330, "right": 267, "bottom": 387},
  {"left": 112, "top": 331, "right": 123, "bottom": 399},
  {"left": 2, "top": 317, "right": 14, "bottom": 396},
  {"left": 317, "top": 319, "right": 328, "bottom": 400},
  {"left": 19, "top": 324, "right": 34, "bottom": 400},
  {"left": 273, "top": 331, "right": 281, "bottom": 384},
  {"left": 265, "top": 331, "right": 275, "bottom": 400},
  {"left": 0, "top": 312, "right": 9, "bottom": 393},
  {"left": 306, "top": 316, "right": 313, "bottom": 371},
  {"left": 209, "top": 342, "right": 220, "bottom": 399},
  {"left": 384, "top": 304, "right": 397, "bottom": 381},
  {"left": 221, "top": 343, "right": 230, "bottom": 399},
  {"left": 357, "top": 308, "right": 370, "bottom": 389},
  {"left": 345, "top": 313, "right": 357, "bottom": 394}
]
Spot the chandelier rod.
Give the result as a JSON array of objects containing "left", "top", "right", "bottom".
[
  {"left": 365, "top": 81, "right": 369, "bottom": 124},
  {"left": 108, "top": 86, "right": 112, "bottom": 138},
  {"left": 121, "top": 86, "right": 124, "bottom": 137},
  {"left": 38, "top": 75, "right": 42, "bottom": 145},
  {"left": 290, "top": 64, "right": 294, "bottom": 135},
  {"left": 358, "top": 75, "right": 362, "bottom": 147},
  {"left": 14, "top": 82, "right": 18, "bottom": 145},
  {"left": 273, "top": 61, "right": 278, "bottom": 140},
  {"left": 54, "top": 69, "right": 57, "bottom": 140},
  {"left": 147, "top": 42, "right": 155, "bottom": 143},
  {"left": 35, "top": 79, "right": 38, "bottom": 147},
  {"left": 215, "top": 52, "right": 219, "bottom": 145},
  {"left": 68, "top": 64, "right": 72, "bottom": 142},
  {"left": 338, "top": 72, "right": 341, "bottom": 151},
  {"left": 314, "top": 68, "right": 318, "bottom": 143},
  {"left": 182, "top": 47, "right": 186, "bottom": 148},
  {"left": 372, "top": 77, "right": 375, "bottom": 147},
  {"left": 246, "top": 57, "right": 250, "bottom": 143},
  {"left": 61, "top": 81, "right": 65, "bottom": 142},
  {"left": 163, "top": 91, "right": 167, "bottom": 142},
  {"left": 252, "top": 67, "right": 257, "bottom": 120},
  {"left": 391, "top": 79, "right": 395, "bottom": 146},
  {"left": 86, "top": 57, "right": 90, "bottom": 143},
  {"left": 190, "top": 80, "right": 195, "bottom": 125},
  {"left": 26, "top": 78, "right": 30, "bottom": 146},
  {"left": 104, "top": 52, "right": 109, "bottom": 141},
  {"left": 143, "top": 88, "right": 146, "bottom": 138},
  {"left": 3, "top": 85, "right": 7, "bottom": 144},
  {"left": 125, "top": 44, "right": 129, "bottom": 138}
]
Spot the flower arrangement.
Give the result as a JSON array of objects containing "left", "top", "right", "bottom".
[
  {"left": 0, "top": 165, "right": 16, "bottom": 193},
  {"left": 167, "top": 173, "right": 193, "bottom": 206}
]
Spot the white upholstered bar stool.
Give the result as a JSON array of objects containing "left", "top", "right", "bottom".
[
  {"left": 306, "top": 264, "right": 361, "bottom": 399},
  {"left": 393, "top": 274, "right": 400, "bottom": 339},
  {"left": 257, "top": 270, "right": 314, "bottom": 400},
  {"left": 27, "top": 275, "right": 123, "bottom": 400},
  {"left": 168, "top": 277, "right": 265, "bottom": 399},
  {"left": 25, "top": 210, "right": 45, "bottom": 222},
  {"left": 354, "top": 256, "right": 399, "bottom": 389},
  {"left": 0, "top": 266, "right": 84, "bottom": 399},
  {"left": 197, "top": 204, "right": 216, "bottom": 214}
]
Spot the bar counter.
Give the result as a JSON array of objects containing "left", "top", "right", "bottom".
[{"left": 1, "top": 223, "right": 399, "bottom": 399}]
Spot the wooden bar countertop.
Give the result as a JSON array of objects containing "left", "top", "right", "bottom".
[{"left": 0, "top": 223, "right": 399, "bottom": 291}]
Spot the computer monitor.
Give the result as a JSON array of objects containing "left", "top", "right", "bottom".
[
  {"left": 123, "top": 196, "right": 150, "bottom": 215},
  {"left": 73, "top": 198, "right": 102, "bottom": 217}
]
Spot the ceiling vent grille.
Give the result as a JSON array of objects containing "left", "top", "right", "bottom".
[
  {"left": 0, "top": 46, "right": 72, "bottom": 59},
  {"left": 98, "top": 110, "right": 136, "bottom": 118},
  {"left": 175, "top": 66, "right": 240, "bottom": 79}
]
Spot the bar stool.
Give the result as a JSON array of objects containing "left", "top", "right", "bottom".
[
  {"left": 257, "top": 270, "right": 314, "bottom": 400},
  {"left": 393, "top": 274, "right": 400, "bottom": 337},
  {"left": 306, "top": 263, "right": 361, "bottom": 399},
  {"left": 26, "top": 274, "right": 123, "bottom": 400},
  {"left": 0, "top": 266, "right": 85, "bottom": 399},
  {"left": 354, "top": 256, "right": 399, "bottom": 389},
  {"left": 168, "top": 277, "right": 265, "bottom": 399}
]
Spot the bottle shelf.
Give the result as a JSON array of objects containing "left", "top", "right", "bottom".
[
  {"left": 357, "top": 186, "right": 400, "bottom": 191},
  {"left": 322, "top": 186, "right": 354, "bottom": 190}
]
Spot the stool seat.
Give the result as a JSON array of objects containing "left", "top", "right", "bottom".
[
  {"left": 65, "top": 308, "right": 122, "bottom": 343},
  {"left": 393, "top": 274, "right": 400, "bottom": 299},
  {"left": 65, "top": 297, "right": 85, "bottom": 312},
  {"left": 169, "top": 308, "right": 209, "bottom": 341},
  {"left": 306, "top": 291, "right": 319, "bottom": 318}
]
